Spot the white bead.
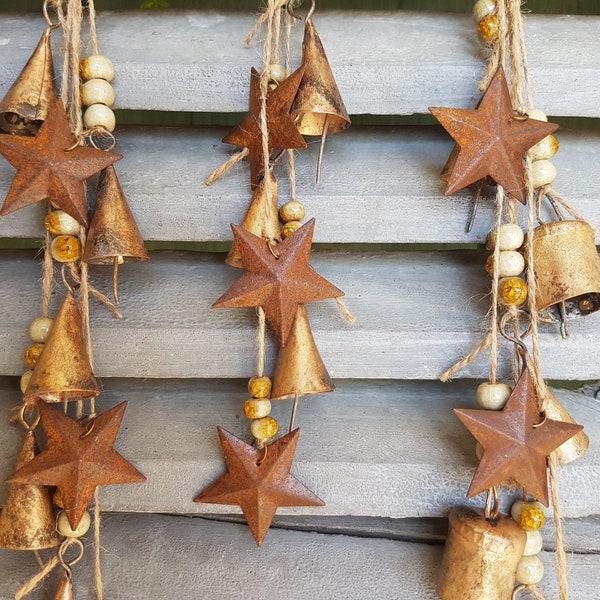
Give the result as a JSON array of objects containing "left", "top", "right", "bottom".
[
  {"left": 84, "top": 104, "right": 116, "bottom": 132},
  {"left": 268, "top": 63, "right": 287, "bottom": 83},
  {"left": 516, "top": 555, "right": 544, "bottom": 585},
  {"left": 44, "top": 210, "right": 81, "bottom": 235},
  {"left": 523, "top": 529, "right": 544, "bottom": 556},
  {"left": 57, "top": 510, "right": 91, "bottom": 537},
  {"left": 29, "top": 317, "right": 53, "bottom": 343},
  {"left": 79, "top": 55, "right": 114, "bottom": 82},
  {"left": 527, "top": 108, "right": 547, "bottom": 122},
  {"left": 476, "top": 382, "right": 512, "bottom": 409},
  {"left": 496, "top": 250, "right": 525, "bottom": 277},
  {"left": 487, "top": 223, "right": 524, "bottom": 251},
  {"left": 80, "top": 79, "right": 115, "bottom": 107},
  {"left": 20, "top": 370, "right": 33, "bottom": 393},
  {"left": 472, "top": 0, "right": 496, "bottom": 21},
  {"left": 531, "top": 160, "right": 557, "bottom": 188},
  {"left": 529, "top": 135, "right": 559, "bottom": 161}
]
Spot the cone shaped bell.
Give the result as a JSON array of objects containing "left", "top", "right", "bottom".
[
  {"left": 83, "top": 165, "right": 149, "bottom": 264},
  {"left": 544, "top": 390, "right": 589, "bottom": 464},
  {"left": 226, "top": 171, "right": 280, "bottom": 268},
  {"left": 290, "top": 18, "right": 350, "bottom": 136},
  {"left": 53, "top": 570, "right": 73, "bottom": 600},
  {"left": 24, "top": 292, "right": 99, "bottom": 402},
  {"left": 271, "top": 304, "right": 334, "bottom": 400},
  {"left": 0, "top": 430, "right": 60, "bottom": 549},
  {"left": 0, "top": 28, "right": 57, "bottom": 135},
  {"left": 529, "top": 220, "right": 600, "bottom": 322}
]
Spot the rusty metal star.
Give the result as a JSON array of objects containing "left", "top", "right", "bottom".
[
  {"left": 429, "top": 67, "right": 558, "bottom": 203},
  {"left": 223, "top": 66, "right": 307, "bottom": 189},
  {"left": 194, "top": 427, "right": 324, "bottom": 545},
  {"left": 0, "top": 97, "right": 121, "bottom": 226},
  {"left": 454, "top": 367, "right": 583, "bottom": 505},
  {"left": 213, "top": 218, "right": 343, "bottom": 346},
  {"left": 7, "top": 401, "right": 145, "bottom": 529}
]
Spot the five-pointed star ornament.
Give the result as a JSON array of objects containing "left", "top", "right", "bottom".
[
  {"left": 429, "top": 66, "right": 558, "bottom": 204},
  {"left": 7, "top": 401, "right": 145, "bottom": 529},
  {"left": 213, "top": 218, "right": 343, "bottom": 346},
  {"left": 194, "top": 427, "right": 324, "bottom": 545},
  {"left": 453, "top": 367, "right": 583, "bottom": 505},
  {"left": 222, "top": 66, "right": 307, "bottom": 189},
  {"left": 0, "top": 97, "right": 121, "bottom": 226}
]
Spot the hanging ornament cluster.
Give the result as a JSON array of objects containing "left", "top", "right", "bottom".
[
  {"left": 432, "top": 1, "right": 593, "bottom": 598},
  {"left": 198, "top": 0, "right": 352, "bottom": 546},
  {"left": 0, "top": 1, "right": 147, "bottom": 597}
]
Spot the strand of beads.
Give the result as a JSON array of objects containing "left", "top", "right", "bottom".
[
  {"left": 473, "top": 0, "right": 500, "bottom": 46},
  {"left": 244, "top": 375, "right": 277, "bottom": 448},
  {"left": 527, "top": 110, "right": 560, "bottom": 190},
  {"left": 511, "top": 498, "right": 546, "bottom": 587},
  {"left": 279, "top": 198, "right": 305, "bottom": 239},
  {"left": 79, "top": 55, "right": 116, "bottom": 133},
  {"left": 20, "top": 316, "right": 54, "bottom": 394}
]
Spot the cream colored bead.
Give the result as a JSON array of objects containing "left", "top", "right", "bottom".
[
  {"left": 243, "top": 398, "right": 272, "bottom": 420},
  {"left": 20, "top": 370, "right": 33, "bottom": 393},
  {"left": 282, "top": 221, "right": 302, "bottom": 238},
  {"left": 472, "top": 0, "right": 496, "bottom": 21},
  {"left": 57, "top": 510, "right": 91, "bottom": 537},
  {"left": 29, "top": 316, "right": 53, "bottom": 343},
  {"left": 529, "top": 135, "right": 559, "bottom": 161},
  {"left": 527, "top": 108, "right": 547, "bottom": 122},
  {"left": 486, "top": 223, "right": 524, "bottom": 251},
  {"left": 44, "top": 210, "right": 81, "bottom": 236},
  {"left": 496, "top": 250, "right": 525, "bottom": 277},
  {"left": 279, "top": 200, "right": 305, "bottom": 223},
  {"left": 523, "top": 529, "right": 544, "bottom": 556},
  {"left": 268, "top": 63, "right": 287, "bottom": 83},
  {"left": 475, "top": 442, "right": 484, "bottom": 460},
  {"left": 79, "top": 55, "right": 114, "bottom": 82},
  {"left": 516, "top": 555, "right": 544, "bottom": 585},
  {"left": 250, "top": 416, "right": 278, "bottom": 441},
  {"left": 531, "top": 160, "right": 557, "bottom": 188},
  {"left": 80, "top": 79, "right": 115, "bottom": 107},
  {"left": 476, "top": 382, "right": 512, "bottom": 410},
  {"left": 83, "top": 104, "right": 116, "bottom": 132}
]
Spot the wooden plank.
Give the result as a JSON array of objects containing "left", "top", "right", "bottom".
[
  {"left": 2, "top": 249, "right": 600, "bottom": 380},
  {"left": 1, "top": 12, "right": 600, "bottom": 116},
  {"left": 1, "top": 378, "right": 597, "bottom": 518},
  {"left": 1, "top": 513, "right": 599, "bottom": 599},
  {"left": 1, "top": 126, "right": 599, "bottom": 244}
]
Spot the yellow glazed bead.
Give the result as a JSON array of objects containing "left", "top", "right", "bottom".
[
  {"left": 485, "top": 250, "right": 525, "bottom": 278},
  {"left": 486, "top": 224, "right": 524, "bottom": 251},
  {"left": 83, "top": 104, "right": 116, "bottom": 132},
  {"left": 279, "top": 200, "right": 305, "bottom": 223},
  {"left": 268, "top": 63, "right": 287, "bottom": 83},
  {"left": 511, "top": 500, "right": 545, "bottom": 530},
  {"left": 250, "top": 416, "right": 278, "bottom": 441},
  {"left": 529, "top": 135, "right": 559, "bottom": 161},
  {"left": 478, "top": 14, "right": 500, "bottom": 45},
  {"left": 476, "top": 382, "right": 512, "bottom": 410},
  {"left": 79, "top": 55, "right": 114, "bottom": 82},
  {"left": 50, "top": 235, "right": 80, "bottom": 263},
  {"left": 19, "top": 370, "right": 33, "bottom": 393},
  {"left": 282, "top": 221, "right": 302, "bottom": 238},
  {"left": 498, "top": 277, "right": 528, "bottom": 306},
  {"left": 80, "top": 78, "right": 115, "bottom": 107},
  {"left": 243, "top": 398, "right": 272, "bottom": 419},
  {"left": 523, "top": 529, "right": 544, "bottom": 556},
  {"left": 24, "top": 343, "right": 44, "bottom": 367},
  {"left": 29, "top": 316, "right": 53, "bottom": 343},
  {"left": 472, "top": 0, "right": 496, "bottom": 21},
  {"left": 44, "top": 210, "right": 81, "bottom": 235},
  {"left": 531, "top": 159, "right": 557, "bottom": 188},
  {"left": 57, "top": 510, "right": 91, "bottom": 538},
  {"left": 516, "top": 555, "right": 544, "bottom": 585},
  {"left": 248, "top": 376, "right": 272, "bottom": 398}
]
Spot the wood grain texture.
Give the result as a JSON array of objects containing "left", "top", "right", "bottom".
[
  {"left": 1, "top": 378, "right": 597, "bottom": 518},
  {"left": 0, "top": 12, "right": 599, "bottom": 116},
  {"left": 1, "top": 126, "right": 598, "bottom": 244}
]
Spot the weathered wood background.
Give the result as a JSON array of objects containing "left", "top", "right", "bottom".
[{"left": 0, "top": 2, "right": 599, "bottom": 599}]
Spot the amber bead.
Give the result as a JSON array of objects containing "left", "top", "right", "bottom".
[
  {"left": 24, "top": 343, "right": 44, "bottom": 367},
  {"left": 498, "top": 277, "right": 527, "bottom": 306},
  {"left": 243, "top": 398, "right": 272, "bottom": 419},
  {"left": 250, "top": 416, "right": 278, "bottom": 441},
  {"left": 511, "top": 500, "right": 545, "bottom": 530},
  {"left": 248, "top": 376, "right": 272, "bottom": 398},
  {"left": 44, "top": 210, "right": 81, "bottom": 235},
  {"left": 282, "top": 220, "right": 302, "bottom": 238},
  {"left": 279, "top": 200, "right": 305, "bottom": 223},
  {"left": 478, "top": 14, "right": 500, "bottom": 45},
  {"left": 50, "top": 235, "right": 80, "bottom": 263}
]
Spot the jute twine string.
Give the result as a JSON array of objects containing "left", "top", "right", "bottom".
[
  {"left": 488, "top": 184, "right": 504, "bottom": 384},
  {"left": 257, "top": 307, "right": 266, "bottom": 378},
  {"left": 479, "top": 0, "right": 507, "bottom": 91}
]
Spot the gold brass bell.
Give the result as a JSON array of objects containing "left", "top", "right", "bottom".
[
  {"left": 529, "top": 220, "right": 600, "bottom": 323},
  {"left": 226, "top": 171, "right": 280, "bottom": 268},
  {"left": 437, "top": 506, "right": 526, "bottom": 600},
  {"left": 0, "top": 28, "right": 56, "bottom": 135},
  {"left": 271, "top": 304, "right": 334, "bottom": 400},
  {"left": 0, "top": 430, "right": 61, "bottom": 550},
  {"left": 24, "top": 292, "right": 99, "bottom": 403}
]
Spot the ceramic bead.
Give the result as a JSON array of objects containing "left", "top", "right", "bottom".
[
  {"left": 268, "top": 63, "right": 287, "bottom": 83},
  {"left": 19, "top": 370, "right": 33, "bottom": 393},
  {"left": 498, "top": 276, "right": 528, "bottom": 306},
  {"left": 248, "top": 376, "right": 272, "bottom": 398},
  {"left": 83, "top": 104, "right": 116, "bottom": 132},
  {"left": 531, "top": 159, "right": 557, "bottom": 188},
  {"left": 486, "top": 224, "right": 524, "bottom": 251},
  {"left": 478, "top": 14, "right": 500, "bottom": 45},
  {"left": 250, "top": 416, "right": 278, "bottom": 441},
  {"left": 523, "top": 529, "right": 544, "bottom": 556},
  {"left": 50, "top": 235, "right": 80, "bottom": 263},
  {"left": 57, "top": 510, "right": 91, "bottom": 537},
  {"left": 79, "top": 55, "right": 114, "bottom": 82},
  {"left": 529, "top": 135, "right": 559, "bottom": 161},
  {"left": 282, "top": 221, "right": 302, "bottom": 238},
  {"left": 279, "top": 200, "right": 305, "bottom": 223},
  {"left": 511, "top": 500, "right": 545, "bottom": 530},
  {"left": 44, "top": 210, "right": 81, "bottom": 236},
  {"left": 516, "top": 555, "right": 544, "bottom": 585},
  {"left": 80, "top": 78, "right": 115, "bottom": 107},
  {"left": 29, "top": 316, "right": 53, "bottom": 343},
  {"left": 472, "top": 0, "right": 496, "bottom": 21},
  {"left": 476, "top": 382, "right": 512, "bottom": 410},
  {"left": 243, "top": 398, "right": 272, "bottom": 419},
  {"left": 24, "top": 343, "right": 44, "bottom": 367},
  {"left": 485, "top": 250, "right": 525, "bottom": 277}
]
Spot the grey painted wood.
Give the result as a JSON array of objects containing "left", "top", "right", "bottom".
[
  {"left": 1, "top": 12, "right": 600, "bottom": 116},
  {"left": 1, "top": 126, "right": 598, "bottom": 244},
  {"left": 1, "top": 378, "right": 597, "bottom": 518},
  {"left": 2, "top": 249, "right": 600, "bottom": 380},
  {"left": 1, "top": 513, "right": 599, "bottom": 600}
]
